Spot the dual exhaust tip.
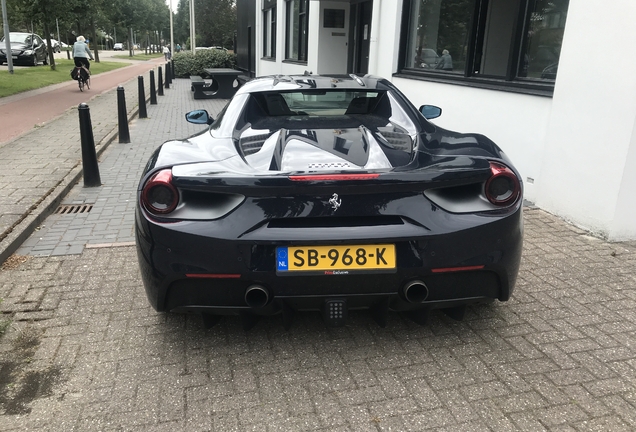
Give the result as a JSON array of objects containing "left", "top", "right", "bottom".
[
  {"left": 402, "top": 280, "right": 429, "bottom": 303},
  {"left": 244, "top": 280, "right": 428, "bottom": 308},
  {"left": 245, "top": 285, "right": 269, "bottom": 308}
]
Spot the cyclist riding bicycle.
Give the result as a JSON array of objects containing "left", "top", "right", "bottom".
[
  {"left": 72, "top": 35, "right": 93, "bottom": 73},
  {"left": 71, "top": 35, "right": 93, "bottom": 91}
]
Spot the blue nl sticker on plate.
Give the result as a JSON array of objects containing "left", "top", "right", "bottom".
[{"left": 276, "top": 247, "right": 289, "bottom": 271}]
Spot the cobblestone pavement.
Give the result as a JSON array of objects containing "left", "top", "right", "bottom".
[
  {"left": 1, "top": 79, "right": 636, "bottom": 431},
  {"left": 14, "top": 79, "right": 226, "bottom": 256},
  {"left": 0, "top": 210, "right": 635, "bottom": 431}
]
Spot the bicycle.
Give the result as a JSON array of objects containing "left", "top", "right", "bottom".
[{"left": 72, "top": 65, "right": 91, "bottom": 92}]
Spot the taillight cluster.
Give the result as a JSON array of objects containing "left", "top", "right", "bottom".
[
  {"left": 485, "top": 162, "right": 521, "bottom": 206},
  {"left": 141, "top": 169, "right": 179, "bottom": 215}
]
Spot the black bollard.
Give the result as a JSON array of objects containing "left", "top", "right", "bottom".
[
  {"left": 78, "top": 103, "right": 101, "bottom": 187},
  {"left": 158, "top": 67, "right": 164, "bottom": 96},
  {"left": 167, "top": 61, "right": 172, "bottom": 84},
  {"left": 117, "top": 86, "right": 131, "bottom": 143},
  {"left": 171, "top": 60, "right": 175, "bottom": 82},
  {"left": 164, "top": 63, "right": 170, "bottom": 89},
  {"left": 138, "top": 76, "right": 147, "bottom": 119},
  {"left": 149, "top": 70, "right": 157, "bottom": 105}
]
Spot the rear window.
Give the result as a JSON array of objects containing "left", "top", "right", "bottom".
[
  {"left": 2, "top": 34, "right": 30, "bottom": 43},
  {"left": 252, "top": 90, "right": 386, "bottom": 117}
]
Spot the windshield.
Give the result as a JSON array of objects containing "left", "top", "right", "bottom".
[{"left": 1, "top": 34, "right": 30, "bottom": 44}]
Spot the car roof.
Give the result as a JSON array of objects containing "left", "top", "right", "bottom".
[{"left": 236, "top": 74, "right": 391, "bottom": 95}]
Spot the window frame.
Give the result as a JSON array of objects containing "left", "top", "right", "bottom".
[
  {"left": 285, "top": 0, "right": 309, "bottom": 63},
  {"left": 262, "top": 2, "right": 277, "bottom": 60},
  {"left": 396, "top": 0, "right": 566, "bottom": 96}
]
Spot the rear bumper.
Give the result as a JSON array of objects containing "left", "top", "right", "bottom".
[{"left": 135, "top": 204, "right": 523, "bottom": 315}]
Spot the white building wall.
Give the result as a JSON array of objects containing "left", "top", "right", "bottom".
[
  {"left": 368, "top": 0, "right": 404, "bottom": 79},
  {"left": 612, "top": 122, "right": 636, "bottom": 240},
  {"left": 534, "top": 0, "right": 636, "bottom": 240},
  {"left": 391, "top": 79, "right": 553, "bottom": 203}
]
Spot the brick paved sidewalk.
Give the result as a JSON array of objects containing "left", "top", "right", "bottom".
[
  {"left": 1, "top": 74, "right": 636, "bottom": 431},
  {"left": 0, "top": 209, "right": 635, "bottom": 431},
  {"left": 13, "top": 78, "right": 226, "bottom": 257}
]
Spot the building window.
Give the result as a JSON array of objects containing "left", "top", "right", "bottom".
[
  {"left": 263, "top": 3, "right": 276, "bottom": 59},
  {"left": 400, "top": 0, "right": 569, "bottom": 93},
  {"left": 286, "top": 0, "right": 309, "bottom": 62}
]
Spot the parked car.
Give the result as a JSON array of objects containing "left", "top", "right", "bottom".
[
  {"left": 135, "top": 74, "right": 523, "bottom": 329},
  {"left": 414, "top": 48, "right": 439, "bottom": 68},
  {"left": 113, "top": 43, "right": 124, "bottom": 51},
  {"left": 0, "top": 32, "right": 48, "bottom": 66}
]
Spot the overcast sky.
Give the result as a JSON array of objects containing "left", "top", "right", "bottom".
[{"left": 166, "top": 0, "right": 177, "bottom": 13}]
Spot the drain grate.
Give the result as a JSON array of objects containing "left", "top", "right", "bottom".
[{"left": 55, "top": 204, "right": 93, "bottom": 214}]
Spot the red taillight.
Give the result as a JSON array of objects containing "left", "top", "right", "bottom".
[
  {"left": 431, "top": 265, "right": 485, "bottom": 273},
  {"left": 485, "top": 162, "right": 520, "bottom": 206},
  {"left": 185, "top": 274, "right": 241, "bottom": 279},
  {"left": 141, "top": 169, "right": 179, "bottom": 215},
  {"left": 289, "top": 173, "right": 380, "bottom": 181}
]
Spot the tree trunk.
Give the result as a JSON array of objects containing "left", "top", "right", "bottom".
[
  {"left": 43, "top": 19, "right": 56, "bottom": 70},
  {"left": 91, "top": 18, "right": 100, "bottom": 62},
  {"left": 129, "top": 27, "right": 134, "bottom": 57}
]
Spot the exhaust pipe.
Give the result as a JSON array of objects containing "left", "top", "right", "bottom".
[
  {"left": 403, "top": 280, "right": 429, "bottom": 303},
  {"left": 245, "top": 285, "right": 269, "bottom": 308}
]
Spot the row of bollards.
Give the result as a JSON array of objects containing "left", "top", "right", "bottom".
[{"left": 78, "top": 61, "right": 177, "bottom": 187}]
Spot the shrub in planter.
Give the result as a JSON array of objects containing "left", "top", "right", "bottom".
[{"left": 173, "top": 49, "right": 237, "bottom": 78}]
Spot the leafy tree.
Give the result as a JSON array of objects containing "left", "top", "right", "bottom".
[
  {"left": 196, "top": 0, "right": 235, "bottom": 48},
  {"left": 4, "top": 0, "right": 73, "bottom": 69},
  {"left": 174, "top": 0, "right": 236, "bottom": 49}
]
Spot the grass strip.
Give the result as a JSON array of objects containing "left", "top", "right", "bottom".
[
  {"left": 113, "top": 53, "right": 164, "bottom": 61},
  {"left": 0, "top": 59, "right": 130, "bottom": 98}
]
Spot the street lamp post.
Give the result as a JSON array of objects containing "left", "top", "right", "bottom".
[
  {"left": 169, "top": 0, "right": 174, "bottom": 56},
  {"left": 189, "top": 0, "right": 196, "bottom": 52}
]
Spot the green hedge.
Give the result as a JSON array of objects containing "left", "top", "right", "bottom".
[{"left": 173, "top": 49, "right": 237, "bottom": 77}]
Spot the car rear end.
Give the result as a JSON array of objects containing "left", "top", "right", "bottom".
[
  {"left": 135, "top": 158, "right": 523, "bottom": 327},
  {"left": 135, "top": 78, "right": 523, "bottom": 327}
]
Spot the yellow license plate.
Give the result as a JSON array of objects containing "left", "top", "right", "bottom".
[{"left": 276, "top": 244, "right": 395, "bottom": 273}]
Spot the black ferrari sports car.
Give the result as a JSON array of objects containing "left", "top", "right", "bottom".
[{"left": 135, "top": 74, "right": 523, "bottom": 328}]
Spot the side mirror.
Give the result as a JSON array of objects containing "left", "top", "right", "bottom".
[
  {"left": 185, "top": 109, "right": 214, "bottom": 125},
  {"left": 419, "top": 105, "right": 442, "bottom": 120}
]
